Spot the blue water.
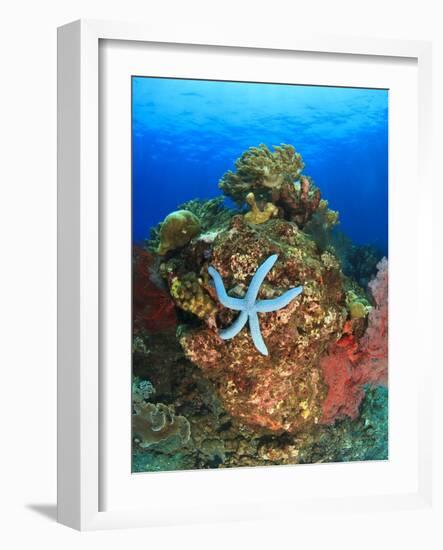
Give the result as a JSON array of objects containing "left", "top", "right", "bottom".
[{"left": 132, "top": 77, "right": 388, "bottom": 253}]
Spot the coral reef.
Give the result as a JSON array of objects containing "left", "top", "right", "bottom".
[
  {"left": 132, "top": 331, "right": 387, "bottom": 471},
  {"left": 157, "top": 209, "right": 201, "bottom": 255},
  {"left": 132, "top": 143, "right": 388, "bottom": 471}
]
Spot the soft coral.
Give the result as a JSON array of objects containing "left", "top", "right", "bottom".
[
  {"left": 320, "top": 258, "right": 388, "bottom": 424},
  {"left": 133, "top": 247, "right": 177, "bottom": 333}
]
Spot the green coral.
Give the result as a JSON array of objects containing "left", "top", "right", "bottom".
[
  {"left": 157, "top": 210, "right": 201, "bottom": 255},
  {"left": 219, "top": 143, "right": 304, "bottom": 204}
]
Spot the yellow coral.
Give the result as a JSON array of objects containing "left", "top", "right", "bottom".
[
  {"left": 244, "top": 192, "right": 278, "bottom": 224},
  {"left": 157, "top": 210, "right": 200, "bottom": 255},
  {"left": 170, "top": 273, "right": 217, "bottom": 320}
]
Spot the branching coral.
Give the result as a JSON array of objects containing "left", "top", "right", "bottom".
[{"left": 132, "top": 401, "right": 191, "bottom": 449}]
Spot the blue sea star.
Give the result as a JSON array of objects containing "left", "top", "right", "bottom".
[{"left": 208, "top": 254, "right": 303, "bottom": 356}]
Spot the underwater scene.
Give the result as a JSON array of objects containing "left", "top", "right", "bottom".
[{"left": 132, "top": 77, "right": 388, "bottom": 472}]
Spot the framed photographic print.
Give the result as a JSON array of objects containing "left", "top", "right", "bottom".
[{"left": 57, "top": 20, "right": 434, "bottom": 530}]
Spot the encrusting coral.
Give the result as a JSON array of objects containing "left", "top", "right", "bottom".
[{"left": 157, "top": 209, "right": 201, "bottom": 255}]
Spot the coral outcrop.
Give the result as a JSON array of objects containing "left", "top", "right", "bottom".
[{"left": 177, "top": 215, "right": 347, "bottom": 432}]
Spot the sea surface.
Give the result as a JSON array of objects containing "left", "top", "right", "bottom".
[{"left": 132, "top": 77, "right": 388, "bottom": 253}]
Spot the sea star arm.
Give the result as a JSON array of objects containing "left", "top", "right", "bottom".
[
  {"left": 219, "top": 310, "right": 249, "bottom": 340},
  {"left": 255, "top": 286, "right": 303, "bottom": 313},
  {"left": 245, "top": 254, "right": 279, "bottom": 306},
  {"left": 208, "top": 266, "right": 245, "bottom": 311},
  {"left": 248, "top": 311, "right": 269, "bottom": 356}
]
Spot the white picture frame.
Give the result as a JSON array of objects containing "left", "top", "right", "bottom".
[{"left": 57, "top": 19, "right": 434, "bottom": 531}]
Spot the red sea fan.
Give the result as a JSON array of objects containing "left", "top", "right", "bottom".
[
  {"left": 320, "top": 258, "right": 388, "bottom": 424},
  {"left": 320, "top": 341, "right": 366, "bottom": 423},
  {"left": 133, "top": 247, "right": 177, "bottom": 333}
]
